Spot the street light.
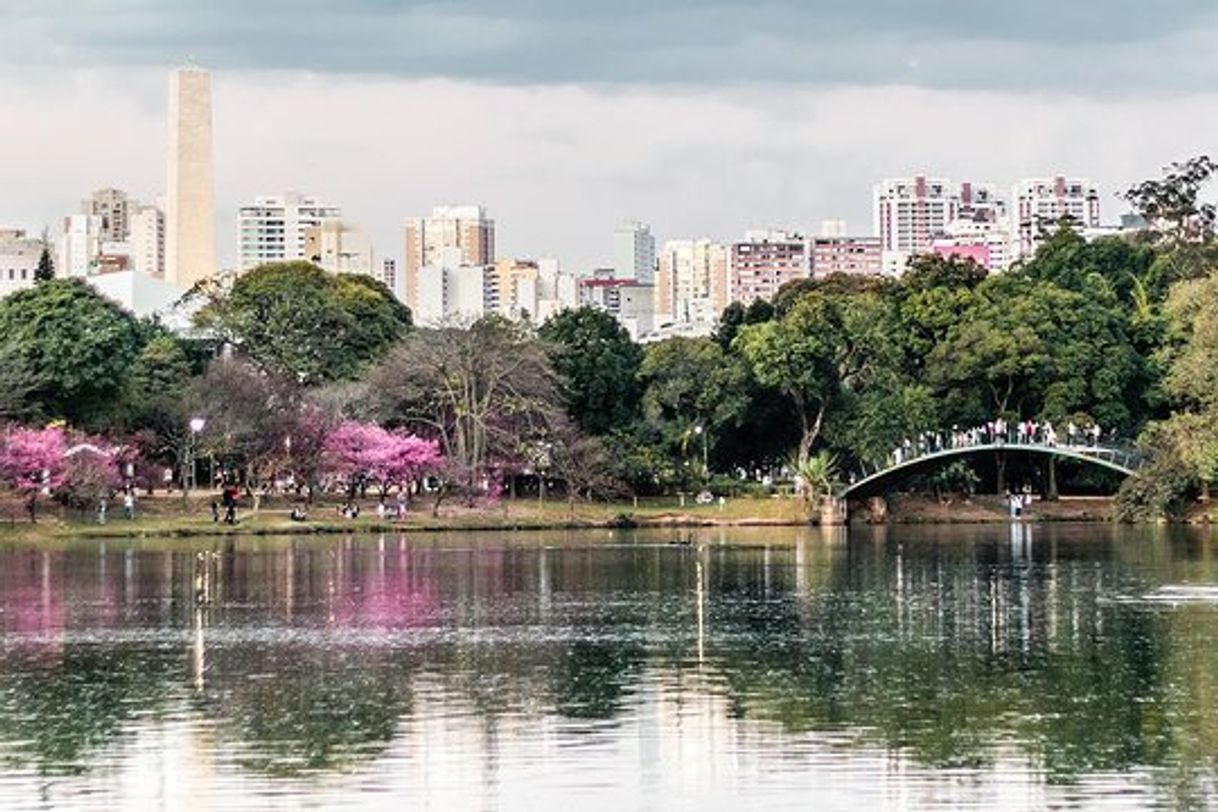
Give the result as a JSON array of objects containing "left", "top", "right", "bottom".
[
  {"left": 694, "top": 424, "right": 708, "bottom": 479},
  {"left": 184, "top": 417, "right": 206, "bottom": 502}
]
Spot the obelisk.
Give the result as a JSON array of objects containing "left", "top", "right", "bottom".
[{"left": 166, "top": 66, "right": 216, "bottom": 289}]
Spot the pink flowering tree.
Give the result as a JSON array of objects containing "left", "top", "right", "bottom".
[
  {"left": 0, "top": 425, "right": 67, "bottom": 522},
  {"left": 60, "top": 435, "right": 125, "bottom": 511},
  {"left": 322, "top": 422, "right": 441, "bottom": 498}
]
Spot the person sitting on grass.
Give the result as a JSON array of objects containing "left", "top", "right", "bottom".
[{"left": 289, "top": 506, "right": 308, "bottom": 522}]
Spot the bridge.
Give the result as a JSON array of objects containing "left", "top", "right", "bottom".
[{"left": 841, "top": 439, "right": 1146, "bottom": 498}]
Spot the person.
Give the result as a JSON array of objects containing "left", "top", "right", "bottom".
[
  {"left": 210, "top": 499, "right": 220, "bottom": 523},
  {"left": 222, "top": 486, "right": 237, "bottom": 525},
  {"left": 97, "top": 496, "right": 108, "bottom": 525},
  {"left": 376, "top": 498, "right": 387, "bottom": 520},
  {"left": 396, "top": 489, "right": 408, "bottom": 519},
  {"left": 290, "top": 505, "right": 308, "bottom": 522},
  {"left": 1067, "top": 421, "right": 1077, "bottom": 446},
  {"left": 123, "top": 490, "right": 135, "bottom": 520}
]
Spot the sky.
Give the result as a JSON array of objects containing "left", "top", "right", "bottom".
[{"left": 1, "top": 0, "right": 1216, "bottom": 271}]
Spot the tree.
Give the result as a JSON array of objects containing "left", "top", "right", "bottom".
[
  {"left": 0, "top": 425, "right": 67, "bottom": 522},
  {"left": 638, "top": 338, "right": 754, "bottom": 478},
  {"left": 371, "top": 317, "right": 561, "bottom": 487},
  {"left": 546, "top": 428, "right": 625, "bottom": 515},
  {"left": 34, "top": 243, "right": 54, "bottom": 283},
  {"left": 321, "top": 421, "right": 440, "bottom": 497},
  {"left": 189, "top": 358, "right": 302, "bottom": 487},
  {"left": 735, "top": 287, "right": 905, "bottom": 464},
  {"left": 928, "top": 274, "right": 1145, "bottom": 433},
  {"left": 195, "top": 262, "right": 410, "bottom": 384},
  {"left": 0, "top": 279, "right": 143, "bottom": 426},
  {"left": 539, "top": 307, "right": 643, "bottom": 435},
  {"left": 1122, "top": 156, "right": 1216, "bottom": 243},
  {"left": 60, "top": 440, "right": 123, "bottom": 511}
]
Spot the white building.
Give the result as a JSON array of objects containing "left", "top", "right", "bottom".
[
  {"left": 303, "top": 220, "right": 374, "bottom": 277},
  {"left": 88, "top": 271, "right": 193, "bottom": 331},
  {"left": 656, "top": 238, "right": 728, "bottom": 331},
  {"left": 931, "top": 219, "right": 1015, "bottom": 272},
  {"left": 165, "top": 66, "right": 217, "bottom": 289},
  {"left": 614, "top": 220, "right": 656, "bottom": 283},
  {"left": 0, "top": 229, "right": 43, "bottom": 298},
  {"left": 1014, "top": 177, "right": 1101, "bottom": 257},
  {"left": 403, "top": 205, "right": 495, "bottom": 311},
  {"left": 579, "top": 272, "right": 655, "bottom": 341},
  {"left": 415, "top": 263, "right": 492, "bottom": 326},
  {"left": 129, "top": 204, "right": 165, "bottom": 277},
  {"left": 60, "top": 214, "right": 103, "bottom": 278},
  {"left": 874, "top": 177, "right": 1004, "bottom": 274},
  {"left": 237, "top": 192, "right": 342, "bottom": 271}
]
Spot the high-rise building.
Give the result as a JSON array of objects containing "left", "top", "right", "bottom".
[
  {"left": 83, "top": 188, "right": 133, "bottom": 243},
  {"left": 237, "top": 192, "right": 343, "bottom": 270},
  {"left": 1014, "top": 177, "right": 1101, "bottom": 257},
  {"left": 129, "top": 204, "right": 165, "bottom": 277},
  {"left": 729, "top": 230, "right": 809, "bottom": 306},
  {"left": 59, "top": 214, "right": 103, "bottom": 278},
  {"left": 381, "top": 258, "right": 401, "bottom": 300},
  {"left": 403, "top": 206, "right": 495, "bottom": 311},
  {"left": 302, "top": 220, "right": 374, "bottom": 277},
  {"left": 579, "top": 270, "right": 655, "bottom": 341},
  {"left": 874, "top": 176, "right": 957, "bottom": 274},
  {"left": 873, "top": 176, "right": 1007, "bottom": 274},
  {"left": 810, "top": 236, "right": 883, "bottom": 278},
  {"left": 614, "top": 221, "right": 656, "bottom": 283},
  {"left": 932, "top": 219, "right": 1014, "bottom": 272},
  {"left": 656, "top": 239, "right": 727, "bottom": 327},
  {"left": 0, "top": 229, "right": 43, "bottom": 299},
  {"left": 415, "top": 263, "right": 493, "bottom": 326},
  {"left": 165, "top": 66, "right": 216, "bottom": 289}
]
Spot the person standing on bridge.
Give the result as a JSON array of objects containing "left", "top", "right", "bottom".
[{"left": 1067, "top": 421, "right": 1077, "bottom": 446}]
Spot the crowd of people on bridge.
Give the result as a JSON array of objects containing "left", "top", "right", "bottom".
[{"left": 887, "top": 419, "right": 1108, "bottom": 468}]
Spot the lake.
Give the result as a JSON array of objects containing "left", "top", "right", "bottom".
[{"left": 0, "top": 524, "right": 1216, "bottom": 810}]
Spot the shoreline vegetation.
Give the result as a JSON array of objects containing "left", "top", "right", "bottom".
[
  {"left": 4, "top": 160, "right": 1218, "bottom": 526},
  {"left": 0, "top": 493, "right": 1164, "bottom": 543}
]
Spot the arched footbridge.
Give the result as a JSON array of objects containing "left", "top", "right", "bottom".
[{"left": 842, "top": 440, "right": 1146, "bottom": 498}]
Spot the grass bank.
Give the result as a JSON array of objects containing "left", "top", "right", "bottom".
[{"left": 0, "top": 494, "right": 811, "bottom": 541}]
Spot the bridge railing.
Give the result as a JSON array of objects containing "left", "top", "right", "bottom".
[{"left": 846, "top": 434, "right": 1146, "bottom": 489}]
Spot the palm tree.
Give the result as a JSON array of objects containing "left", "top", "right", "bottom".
[{"left": 792, "top": 450, "right": 840, "bottom": 505}]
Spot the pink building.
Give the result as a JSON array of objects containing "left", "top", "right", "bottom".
[
  {"left": 932, "top": 243, "right": 990, "bottom": 268},
  {"left": 729, "top": 231, "right": 809, "bottom": 305},
  {"left": 811, "top": 236, "right": 883, "bottom": 278}
]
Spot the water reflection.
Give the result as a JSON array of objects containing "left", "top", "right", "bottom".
[{"left": 0, "top": 526, "right": 1215, "bottom": 809}]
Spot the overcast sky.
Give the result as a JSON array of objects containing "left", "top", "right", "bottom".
[{"left": 1, "top": 0, "right": 1216, "bottom": 270}]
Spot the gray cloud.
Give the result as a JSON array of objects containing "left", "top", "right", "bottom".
[{"left": 3, "top": 1, "right": 1218, "bottom": 92}]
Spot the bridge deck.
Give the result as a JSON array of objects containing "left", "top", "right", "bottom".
[{"left": 842, "top": 441, "right": 1144, "bottom": 497}]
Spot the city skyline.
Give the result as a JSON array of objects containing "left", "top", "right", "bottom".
[{"left": 1, "top": 4, "right": 1216, "bottom": 272}]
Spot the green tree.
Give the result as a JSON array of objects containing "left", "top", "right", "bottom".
[
  {"left": 539, "top": 307, "right": 643, "bottom": 435},
  {"left": 638, "top": 337, "right": 754, "bottom": 477},
  {"left": 734, "top": 288, "right": 904, "bottom": 464},
  {"left": 0, "top": 278, "right": 143, "bottom": 426},
  {"left": 34, "top": 243, "right": 54, "bottom": 283},
  {"left": 196, "top": 262, "right": 410, "bottom": 384},
  {"left": 928, "top": 274, "right": 1144, "bottom": 432}
]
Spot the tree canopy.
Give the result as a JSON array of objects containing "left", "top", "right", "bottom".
[{"left": 196, "top": 262, "right": 411, "bottom": 384}]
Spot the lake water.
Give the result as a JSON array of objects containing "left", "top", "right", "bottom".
[{"left": 1, "top": 524, "right": 1216, "bottom": 810}]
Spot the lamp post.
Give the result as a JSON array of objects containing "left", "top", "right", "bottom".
[
  {"left": 694, "top": 424, "right": 708, "bottom": 479},
  {"left": 184, "top": 417, "right": 206, "bottom": 503}
]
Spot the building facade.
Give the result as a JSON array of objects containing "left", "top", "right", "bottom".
[
  {"left": 403, "top": 205, "right": 495, "bottom": 311},
  {"left": 0, "top": 229, "right": 43, "bottom": 298},
  {"left": 729, "top": 230, "right": 809, "bottom": 306},
  {"left": 129, "top": 204, "right": 165, "bottom": 277},
  {"left": 614, "top": 220, "right": 656, "bottom": 283},
  {"left": 579, "top": 271, "right": 655, "bottom": 341},
  {"left": 302, "top": 220, "right": 374, "bottom": 277},
  {"left": 1014, "top": 177, "right": 1101, "bottom": 257},
  {"left": 84, "top": 188, "right": 133, "bottom": 243},
  {"left": 165, "top": 66, "right": 216, "bottom": 289},
  {"left": 655, "top": 239, "right": 728, "bottom": 328},
  {"left": 810, "top": 236, "right": 883, "bottom": 278},
  {"left": 237, "top": 192, "right": 343, "bottom": 271}
]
